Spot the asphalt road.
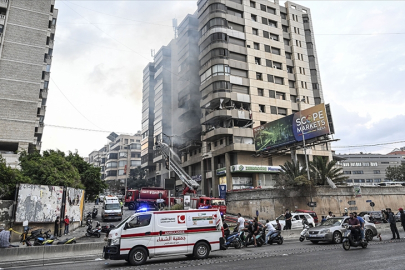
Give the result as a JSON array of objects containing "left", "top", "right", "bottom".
[{"left": 16, "top": 234, "right": 405, "bottom": 270}]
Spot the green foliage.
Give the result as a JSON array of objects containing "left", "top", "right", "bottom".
[
  {"left": 0, "top": 155, "right": 30, "bottom": 200},
  {"left": 170, "top": 204, "right": 184, "bottom": 210},
  {"left": 127, "top": 166, "right": 152, "bottom": 190},
  {"left": 309, "top": 156, "right": 348, "bottom": 185},
  {"left": 278, "top": 160, "right": 311, "bottom": 186},
  {"left": 386, "top": 164, "right": 405, "bottom": 181}
]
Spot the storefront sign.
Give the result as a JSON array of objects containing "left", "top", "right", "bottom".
[
  {"left": 216, "top": 167, "right": 226, "bottom": 176},
  {"left": 218, "top": 185, "right": 227, "bottom": 199},
  {"left": 230, "top": 165, "right": 281, "bottom": 173}
]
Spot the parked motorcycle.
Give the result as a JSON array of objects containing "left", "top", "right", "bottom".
[
  {"left": 34, "top": 230, "right": 56, "bottom": 246},
  {"left": 92, "top": 207, "right": 98, "bottom": 218},
  {"left": 242, "top": 229, "right": 265, "bottom": 247},
  {"left": 342, "top": 224, "right": 367, "bottom": 250},
  {"left": 300, "top": 224, "right": 310, "bottom": 242},
  {"left": 86, "top": 212, "right": 92, "bottom": 220},
  {"left": 57, "top": 237, "right": 76, "bottom": 244},
  {"left": 86, "top": 221, "right": 101, "bottom": 238}
]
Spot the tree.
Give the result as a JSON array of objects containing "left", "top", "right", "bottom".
[
  {"left": 127, "top": 166, "right": 152, "bottom": 190},
  {"left": 309, "top": 156, "right": 347, "bottom": 185},
  {"left": 19, "top": 150, "right": 83, "bottom": 189},
  {"left": 278, "top": 160, "right": 310, "bottom": 186},
  {"left": 386, "top": 164, "right": 405, "bottom": 181},
  {"left": 0, "top": 155, "right": 30, "bottom": 200},
  {"left": 65, "top": 151, "right": 107, "bottom": 200}
]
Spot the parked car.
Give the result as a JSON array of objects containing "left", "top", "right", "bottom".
[
  {"left": 306, "top": 216, "right": 378, "bottom": 244},
  {"left": 395, "top": 211, "right": 403, "bottom": 222},
  {"left": 270, "top": 213, "right": 315, "bottom": 229},
  {"left": 358, "top": 211, "right": 383, "bottom": 222},
  {"left": 295, "top": 209, "right": 319, "bottom": 225}
]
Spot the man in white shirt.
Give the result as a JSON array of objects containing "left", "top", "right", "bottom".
[
  {"left": 326, "top": 211, "right": 333, "bottom": 219},
  {"left": 363, "top": 213, "right": 371, "bottom": 222},
  {"left": 237, "top": 213, "right": 245, "bottom": 232},
  {"left": 264, "top": 219, "right": 276, "bottom": 244}
]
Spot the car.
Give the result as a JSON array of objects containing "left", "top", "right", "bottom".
[
  {"left": 395, "top": 211, "right": 403, "bottom": 222},
  {"left": 306, "top": 216, "right": 378, "bottom": 244},
  {"left": 295, "top": 209, "right": 319, "bottom": 225},
  {"left": 99, "top": 194, "right": 105, "bottom": 202},
  {"left": 270, "top": 213, "right": 315, "bottom": 229}
]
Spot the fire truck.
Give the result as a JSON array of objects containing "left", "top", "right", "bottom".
[{"left": 125, "top": 142, "right": 226, "bottom": 214}]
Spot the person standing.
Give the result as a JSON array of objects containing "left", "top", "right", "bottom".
[
  {"left": 284, "top": 209, "right": 292, "bottom": 230},
  {"left": 399, "top": 208, "right": 405, "bottom": 236},
  {"left": 237, "top": 213, "right": 245, "bottom": 232},
  {"left": 95, "top": 195, "right": 99, "bottom": 205},
  {"left": 54, "top": 217, "right": 60, "bottom": 237},
  {"left": 326, "top": 211, "right": 333, "bottom": 219},
  {"left": 387, "top": 208, "right": 400, "bottom": 240},
  {"left": 64, "top": 215, "right": 70, "bottom": 235}
]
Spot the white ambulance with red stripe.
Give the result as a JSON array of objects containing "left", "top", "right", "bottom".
[{"left": 103, "top": 209, "right": 226, "bottom": 266}]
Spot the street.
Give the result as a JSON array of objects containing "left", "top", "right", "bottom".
[{"left": 11, "top": 233, "right": 405, "bottom": 270}]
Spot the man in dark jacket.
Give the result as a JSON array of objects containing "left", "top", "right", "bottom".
[
  {"left": 387, "top": 208, "right": 400, "bottom": 240},
  {"left": 399, "top": 208, "right": 405, "bottom": 235}
]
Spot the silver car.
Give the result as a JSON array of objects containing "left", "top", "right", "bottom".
[{"left": 306, "top": 217, "right": 378, "bottom": 244}]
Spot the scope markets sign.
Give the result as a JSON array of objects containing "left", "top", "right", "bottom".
[
  {"left": 253, "top": 103, "right": 333, "bottom": 152},
  {"left": 230, "top": 165, "right": 281, "bottom": 173}
]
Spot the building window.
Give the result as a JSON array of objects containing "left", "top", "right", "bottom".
[
  {"left": 268, "top": 20, "right": 277, "bottom": 28},
  {"left": 269, "top": 90, "right": 275, "bottom": 98},
  {"left": 256, "top": 72, "right": 263, "bottom": 80},
  {"left": 266, "top": 59, "right": 272, "bottom": 67},
  {"left": 255, "top": 57, "right": 261, "bottom": 65},
  {"left": 250, "top": 1, "right": 256, "bottom": 8},
  {"left": 260, "top": 121, "right": 267, "bottom": 126},
  {"left": 258, "top": 88, "right": 264, "bottom": 96},
  {"left": 273, "top": 61, "right": 282, "bottom": 70},
  {"left": 267, "top": 7, "right": 276, "bottom": 14},
  {"left": 287, "top": 66, "right": 293, "bottom": 73},
  {"left": 290, "top": 95, "right": 297, "bottom": 102},
  {"left": 254, "top": 43, "right": 260, "bottom": 50},
  {"left": 267, "top": 74, "right": 274, "bottom": 83},
  {"left": 344, "top": 171, "right": 352, "bottom": 175},
  {"left": 200, "top": 64, "right": 230, "bottom": 83},
  {"left": 374, "top": 179, "right": 381, "bottom": 183},
  {"left": 285, "top": 52, "right": 292, "bottom": 59},
  {"left": 220, "top": 139, "right": 223, "bottom": 145},
  {"left": 276, "top": 92, "right": 285, "bottom": 100},
  {"left": 274, "top": 76, "right": 284, "bottom": 85},
  {"left": 264, "top": 45, "right": 271, "bottom": 52},
  {"left": 263, "top": 31, "right": 269, "bottom": 38},
  {"left": 278, "top": 108, "right": 287, "bottom": 115},
  {"left": 259, "top": 104, "right": 265, "bottom": 112},
  {"left": 284, "top": 39, "right": 290, "bottom": 46},
  {"left": 260, "top": 4, "right": 266, "bottom": 11},
  {"left": 270, "top": 34, "right": 279, "bottom": 41},
  {"left": 353, "top": 171, "right": 364, "bottom": 174},
  {"left": 281, "top": 12, "right": 287, "bottom": 19},
  {"left": 214, "top": 141, "right": 217, "bottom": 147},
  {"left": 363, "top": 162, "right": 370, "bottom": 166},
  {"left": 270, "top": 106, "right": 277, "bottom": 114},
  {"left": 251, "top": 14, "right": 257, "bottom": 21},
  {"left": 373, "top": 170, "right": 380, "bottom": 174},
  {"left": 381, "top": 162, "right": 389, "bottom": 164},
  {"left": 282, "top": 25, "right": 288, "bottom": 33},
  {"left": 118, "top": 160, "right": 127, "bottom": 167},
  {"left": 271, "top": 47, "right": 281, "bottom": 55},
  {"left": 252, "top": 28, "right": 258, "bottom": 35},
  {"left": 370, "top": 162, "right": 378, "bottom": 166}
]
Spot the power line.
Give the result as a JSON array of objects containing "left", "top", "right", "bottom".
[
  {"left": 333, "top": 140, "right": 405, "bottom": 149},
  {"left": 50, "top": 78, "right": 103, "bottom": 130},
  {"left": 45, "top": 123, "right": 135, "bottom": 135}
]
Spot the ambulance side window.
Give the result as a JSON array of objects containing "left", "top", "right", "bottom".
[{"left": 128, "top": 214, "right": 151, "bottom": 228}]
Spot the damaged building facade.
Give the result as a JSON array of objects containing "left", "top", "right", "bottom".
[{"left": 141, "top": 1, "right": 332, "bottom": 196}]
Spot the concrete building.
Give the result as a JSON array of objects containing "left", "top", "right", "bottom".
[
  {"left": 141, "top": 1, "right": 332, "bottom": 196},
  {"left": 89, "top": 132, "right": 142, "bottom": 185},
  {"left": 0, "top": 0, "right": 58, "bottom": 164},
  {"left": 335, "top": 153, "right": 405, "bottom": 185}
]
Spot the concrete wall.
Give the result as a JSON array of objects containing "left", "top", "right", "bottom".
[{"left": 226, "top": 186, "right": 405, "bottom": 220}]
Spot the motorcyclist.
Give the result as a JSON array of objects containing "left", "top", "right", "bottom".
[
  {"left": 353, "top": 212, "right": 365, "bottom": 242},
  {"left": 243, "top": 221, "right": 255, "bottom": 247},
  {"left": 222, "top": 215, "right": 230, "bottom": 238},
  {"left": 347, "top": 212, "right": 361, "bottom": 240},
  {"left": 264, "top": 219, "right": 276, "bottom": 244},
  {"left": 302, "top": 215, "right": 309, "bottom": 227}
]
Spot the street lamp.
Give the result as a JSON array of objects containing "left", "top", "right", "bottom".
[{"left": 296, "top": 97, "right": 313, "bottom": 207}]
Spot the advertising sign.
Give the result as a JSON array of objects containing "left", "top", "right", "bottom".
[
  {"left": 353, "top": 186, "right": 362, "bottom": 198},
  {"left": 186, "top": 211, "right": 218, "bottom": 227},
  {"left": 65, "top": 187, "right": 85, "bottom": 222},
  {"left": 230, "top": 165, "right": 281, "bottom": 173},
  {"left": 218, "top": 185, "right": 227, "bottom": 199},
  {"left": 253, "top": 103, "right": 332, "bottom": 152}
]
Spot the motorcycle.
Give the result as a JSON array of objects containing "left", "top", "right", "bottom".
[
  {"left": 266, "top": 229, "right": 283, "bottom": 245},
  {"left": 86, "top": 221, "right": 101, "bottom": 238},
  {"left": 34, "top": 230, "right": 56, "bottom": 246},
  {"left": 223, "top": 227, "right": 242, "bottom": 249},
  {"left": 242, "top": 228, "right": 265, "bottom": 247},
  {"left": 57, "top": 237, "right": 76, "bottom": 244},
  {"left": 86, "top": 212, "right": 92, "bottom": 220},
  {"left": 300, "top": 224, "right": 310, "bottom": 242},
  {"left": 342, "top": 224, "right": 367, "bottom": 250},
  {"left": 92, "top": 207, "right": 98, "bottom": 218}
]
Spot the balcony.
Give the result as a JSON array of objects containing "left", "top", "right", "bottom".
[
  {"left": 200, "top": 92, "right": 232, "bottom": 109},
  {"left": 35, "top": 125, "right": 44, "bottom": 134},
  {"left": 42, "top": 71, "right": 50, "bottom": 81},
  {"left": 0, "top": 0, "right": 7, "bottom": 9},
  {"left": 37, "top": 105, "right": 46, "bottom": 116},
  {"left": 201, "top": 109, "right": 250, "bottom": 125},
  {"left": 40, "top": 89, "right": 48, "bottom": 99},
  {"left": 202, "top": 127, "right": 253, "bottom": 142},
  {"left": 0, "top": 14, "right": 5, "bottom": 24},
  {"left": 44, "top": 54, "right": 52, "bottom": 64}
]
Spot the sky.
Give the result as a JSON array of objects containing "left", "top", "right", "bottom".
[{"left": 42, "top": 0, "right": 405, "bottom": 157}]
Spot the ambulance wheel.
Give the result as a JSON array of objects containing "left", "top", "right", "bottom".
[
  {"left": 128, "top": 247, "right": 147, "bottom": 266},
  {"left": 128, "top": 203, "right": 135, "bottom": 210},
  {"left": 193, "top": 242, "right": 210, "bottom": 259}
]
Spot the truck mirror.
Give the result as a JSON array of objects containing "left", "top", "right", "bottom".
[{"left": 124, "top": 223, "right": 128, "bottom": 230}]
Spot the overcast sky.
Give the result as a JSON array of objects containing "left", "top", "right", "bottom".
[{"left": 42, "top": 0, "right": 405, "bottom": 157}]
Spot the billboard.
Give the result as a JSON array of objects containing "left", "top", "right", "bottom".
[
  {"left": 15, "top": 184, "right": 64, "bottom": 223},
  {"left": 65, "top": 187, "right": 85, "bottom": 222},
  {"left": 253, "top": 103, "right": 332, "bottom": 152}
]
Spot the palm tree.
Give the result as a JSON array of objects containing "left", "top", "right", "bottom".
[
  {"left": 279, "top": 160, "right": 307, "bottom": 185},
  {"left": 309, "top": 156, "right": 347, "bottom": 185}
]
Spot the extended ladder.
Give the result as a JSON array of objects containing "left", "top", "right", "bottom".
[{"left": 155, "top": 142, "right": 200, "bottom": 193}]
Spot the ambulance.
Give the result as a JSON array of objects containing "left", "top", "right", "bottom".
[
  {"left": 101, "top": 196, "right": 122, "bottom": 221},
  {"left": 103, "top": 209, "right": 226, "bottom": 266}
]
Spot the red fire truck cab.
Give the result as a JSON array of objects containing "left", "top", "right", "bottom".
[
  {"left": 125, "top": 187, "right": 182, "bottom": 210},
  {"left": 190, "top": 196, "right": 226, "bottom": 215}
]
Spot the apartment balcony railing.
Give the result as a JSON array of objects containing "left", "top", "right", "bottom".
[
  {"left": 44, "top": 54, "right": 52, "bottom": 64},
  {"left": 37, "top": 105, "right": 46, "bottom": 116},
  {"left": 42, "top": 71, "right": 50, "bottom": 81},
  {"left": 40, "top": 89, "right": 48, "bottom": 99}
]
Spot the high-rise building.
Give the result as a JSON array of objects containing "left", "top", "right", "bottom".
[
  {"left": 142, "top": 1, "right": 332, "bottom": 196},
  {"left": 0, "top": 0, "right": 57, "bottom": 163},
  {"left": 89, "top": 132, "right": 142, "bottom": 186}
]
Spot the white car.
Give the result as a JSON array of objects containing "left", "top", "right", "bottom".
[{"left": 270, "top": 213, "right": 315, "bottom": 229}]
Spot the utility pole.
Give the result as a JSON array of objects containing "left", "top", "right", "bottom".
[{"left": 297, "top": 97, "right": 313, "bottom": 209}]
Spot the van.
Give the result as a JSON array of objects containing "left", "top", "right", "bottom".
[
  {"left": 103, "top": 209, "right": 226, "bottom": 266},
  {"left": 295, "top": 209, "right": 318, "bottom": 224},
  {"left": 101, "top": 196, "right": 122, "bottom": 221}
]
